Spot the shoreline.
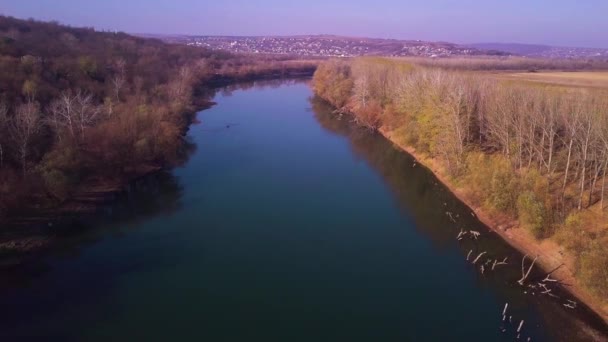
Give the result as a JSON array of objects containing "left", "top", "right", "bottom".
[
  {"left": 379, "top": 127, "right": 608, "bottom": 326},
  {"left": 0, "top": 73, "right": 316, "bottom": 258}
]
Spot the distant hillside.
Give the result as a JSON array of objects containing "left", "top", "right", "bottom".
[
  {"left": 470, "top": 43, "right": 608, "bottom": 59},
  {"left": 154, "top": 35, "right": 511, "bottom": 58},
  {"left": 154, "top": 34, "right": 608, "bottom": 60}
]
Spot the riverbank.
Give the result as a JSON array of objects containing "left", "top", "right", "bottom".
[
  {"left": 311, "top": 57, "right": 608, "bottom": 329},
  {"left": 378, "top": 127, "right": 608, "bottom": 326},
  {"left": 5, "top": 79, "right": 591, "bottom": 341},
  {"left": 0, "top": 73, "right": 315, "bottom": 258}
]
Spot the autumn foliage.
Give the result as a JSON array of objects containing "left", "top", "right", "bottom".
[
  {"left": 313, "top": 57, "right": 608, "bottom": 300},
  {"left": 0, "top": 16, "right": 316, "bottom": 221}
]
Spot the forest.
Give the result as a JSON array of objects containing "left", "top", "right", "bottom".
[
  {"left": 0, "top": 16, "right": 316, "bottom": 224},
  {"left": 312, "top": 57, "right": 608, "bottom": 308}
]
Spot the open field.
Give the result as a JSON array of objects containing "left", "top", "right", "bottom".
[{"left": 499, "top": 71, "right": 608, "bottom": 89}]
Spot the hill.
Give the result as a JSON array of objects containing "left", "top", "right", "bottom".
[
  {"left": 154, "top": 34, "right": 510, "bottom": 58},
  {"left": 470, "top": 42, "right": 608, "bottom": 59}
]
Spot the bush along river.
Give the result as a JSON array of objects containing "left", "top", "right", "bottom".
[{"left": 0, "top": 79, "right": 606, "bottom": 341}]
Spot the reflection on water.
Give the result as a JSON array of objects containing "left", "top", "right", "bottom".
[
  {"left": 0, "top": 171, "right": 184, "bottom": 288},
  {"left": 310, "top": 96, "right": 608, "bottom": 341},
  {"left": 198, "top": 77, "right": 310, "bottom": 103},
  {"left": 0, "top": 81, "right": 605, "bottom": 341}
]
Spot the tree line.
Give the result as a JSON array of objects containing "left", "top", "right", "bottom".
[
  {"left": 0, "top": 16, "right": 316, "bottom": 223},
  {"left": 312, "top": 57, "right": 608, "bottom": 301}
]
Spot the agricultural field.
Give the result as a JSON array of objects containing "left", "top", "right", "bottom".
[{"left": 499, "top": 71, "right": 608, "bottom": 89}]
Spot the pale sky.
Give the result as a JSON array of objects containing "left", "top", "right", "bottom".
[{"left": 3, "top": 0, "right": 608, "bottom": 48}]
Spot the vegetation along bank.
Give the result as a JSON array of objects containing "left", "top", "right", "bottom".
[
  {"left": 0, "top": 16, "right": 317, "bottom": 247},
  {"left": 312, "top": 57, "right": 608, "bottom": 323}
]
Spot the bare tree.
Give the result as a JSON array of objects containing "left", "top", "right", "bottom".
[
  {"left": 601, "top": 145, "right": 608, "bottom": 210},
  {"left": 538, "top": 95, "right": 560, "bottom": 174},
  {"left": 110, "top": 57, "right": 127, "bottom": 102},
  {"left": 10, "top": 102, "right": 42, "bottom": 176},
  {"left": 170, "top": 66, "right": 194, "bottom": 100},
  {"left": 600, "top": 112, "right": 608, "bottom": 210},
  {"left": 438, "top": 75, "right": 470, "bottom": 173},
  {"left": 486, "top": 87, "right": 515, "bottom": 157},
  {"left": 75, "top": 90, "right": 100, "bottom": 140},
  {"left": 49, "top": 90, "right": 100, "bottom": 141},
  {"left": 561, "top": 99, "right": 582, "bottom": 197},
  {"left": 353, "top": 73, "right": 370, "bottom": 108},
  {"left": 574, "top": 102, "right": 594, "bottom": 210},
  {"left": 0, "top": 103, "right": 7, "bottom": 169},
  {"left": 49, "top": 91, "right": 77, "bottom": 139},
  {"left": 111, "top": 74, "right": 125, "bottom": 101}
]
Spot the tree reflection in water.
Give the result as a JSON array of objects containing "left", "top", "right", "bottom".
[{"left": 309, "top": 95, "right": 608, "bottom": 341}]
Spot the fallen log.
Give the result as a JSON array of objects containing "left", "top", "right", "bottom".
[
  {"left": 492, "top": 257, "right": 508, "bottom": 271},
  {"left": 518, "top": 254, "right": 538, "bottom": 285},
  {"left": 472, "top": 251, "right": 487, "bottom": 264}
]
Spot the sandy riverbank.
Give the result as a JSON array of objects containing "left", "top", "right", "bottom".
[{"left": 379, "top": 127, "right": 608, "bottom": 327}]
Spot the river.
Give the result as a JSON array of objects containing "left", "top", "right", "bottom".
[{"left": 0, "top": 80, "right": 606, "bottom": 341}]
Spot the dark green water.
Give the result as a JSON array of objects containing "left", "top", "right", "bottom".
[{"left": 1, "top": 80, "right": 606, "bottom": 341}]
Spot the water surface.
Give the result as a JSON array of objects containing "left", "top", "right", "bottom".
[{"left": 0, "top": 80, "right": 606, "bottom": 341}]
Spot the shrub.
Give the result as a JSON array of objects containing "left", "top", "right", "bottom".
[
  {"left": 517, "top": 191, "right": 548, "bottom": 238},
  {"left": 354, "top": 99, "right": 383, "bottom": 130},
  {"left": 487, "top": 157, "right": 519, "bottom": 214},
  {"left": 463, "top": 152, "right": 492, "bottom": 195},
  {"left": 382, "top": 104, "right": 405, "bottom": 130},
  {"left": 312, "top": 60, "right": 353, "bottom": 108},
  {"left": 578, "top": 236, "right": 608, "bottom": 298},
  {"left": 41, "top": 169, "right": 70, "bottom": 201}
]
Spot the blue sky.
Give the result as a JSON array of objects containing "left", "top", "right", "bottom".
[{"left": 3, "top": 0, "right": 607, "bottom": 48}]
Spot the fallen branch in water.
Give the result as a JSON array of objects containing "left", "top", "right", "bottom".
[
  {"left": 563, "top": 299, "right": 577, "bottom": 309},
  {"left": 472, "top": 251, "right": 487, "bottom": 264},
  {"left": 538, "top": 283, "right": 553, "bottom": 296},
  {"left": 446, "top": 211, "right": 456, "bottom": 222},
  {"left": 492, "top": 257, "right": 508, "bottom": 270},
  {"left": 542, "top": 263, "right": 564, "bottom": 283},
  {"left": 518, "top": 254, "right": 538, "bottom": 285}
]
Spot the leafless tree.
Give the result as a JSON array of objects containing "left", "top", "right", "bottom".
[
  {"left": 49, "top": 90, "right": 100, "bottom": 141},
  {"left": 49, "top": 91, "right": 77, "bottom": 139},
  {"left": 353, "top": 73, "right": 370, "bottom": 108},
  {"left": 170, "top": 66, "right": 194, "bottom": 100},
  {"left": 75, "top": 90, "right": 100, "bottom": 140},
  {"left": 111, "top": 74, "right": 125, "bottom": 101},
  {"left": 10, "top": 102, "right": 42, "bottom": 176},
  {"left": 561, "top": 99, "right": 583, "bottom": 197},
  {"left": 538, "top": 95, "right": 560, "bottom": 174},
  {"left": 574, "top": 100, "right": 594, "bottom": 210},
  {"left": 599, "top": 113, "right": 608, "bottom": 210},
  {"left": 486, "top": 87, "right": 515, "bottom": 157},
  {"left": 0, "top": 103, "right": 8, "bottom": 169}
]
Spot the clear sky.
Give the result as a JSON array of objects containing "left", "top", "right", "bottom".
[{"left": 2, "top": 0, "right": 607, "bottom": 48}]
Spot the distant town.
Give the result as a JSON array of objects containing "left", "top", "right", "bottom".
[
  {"left": 160, "top": 35, "right": 504, "bottom": 58},
  {"left": 153, "top": 35, "right": 608, "bottom": 60}
]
